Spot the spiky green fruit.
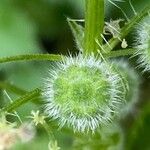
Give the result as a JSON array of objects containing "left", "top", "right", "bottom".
[
  {"left": 43, "top": 55, "right": 124, "bottom": 132},
  {"left": 135, "top": 20, "right": 150, "bottom": 72},
  {"left": 112, "top": 60, "right": 139, "bottom": 113}
]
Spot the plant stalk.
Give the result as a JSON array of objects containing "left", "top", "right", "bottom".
[
  {"left": 104, "top": 48, "right": 136, "bottom": 58},
  {"left": 84, "top": 0, "right": 104, "bottom": 55},
  {"left": 0, "top": 54, "right": 62, "bottom": 64},
  {"left": 2, "top": 88, "right": 41, "bottom": 112}
]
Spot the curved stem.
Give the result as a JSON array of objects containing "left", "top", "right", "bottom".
[
  {"left": 0, "top": 54, "right": 62, "bottom": 64},
  {"left": 2, "top": 88, "right": 41, "bottom": 112}
]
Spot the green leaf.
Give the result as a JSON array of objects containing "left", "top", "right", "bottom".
[{"left": 67, "top": 18, "right": 84, "bottom": 52}]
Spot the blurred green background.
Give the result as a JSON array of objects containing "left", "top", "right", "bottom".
[{"left": 0, "top": 0, "right": 150, "bottom": 149}]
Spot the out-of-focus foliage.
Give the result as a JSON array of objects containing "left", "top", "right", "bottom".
[
  {"left": 124, "top": 102, "right": 150, "bottom": 150},
  {"left": 106, "top": 0, "right": 150, "bottom": 19},
  {"left": 73, "top": 125, "right": 123, "bottom": 150},
  {"left": 12, "top": 0, "right": 84, "bottom": 38},
  {"left": 9, "top": 0, "right": 85, "bottom": 54},
  {"left": 0, "top": 0, "right": 41, "bottom": 57}
]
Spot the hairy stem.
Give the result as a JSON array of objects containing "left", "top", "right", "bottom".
[
  {"left": 0, "top": 54, "right": 62, "bottom": 64},
  {"left": 105, "top": 48, "right": 136, "bottom": 58},
  {"left": 2, "top": 88, "right": 41, "bottom": 112},
  {"left": 105, "top": 5, "right": 150, "bottom": 50},
  {"left": 84, "top": 0, "right": 104, "bottom": 54}
]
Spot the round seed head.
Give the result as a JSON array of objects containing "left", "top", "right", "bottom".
[{"left": 43, "top": 55, "right": 124, "bottom": 132}]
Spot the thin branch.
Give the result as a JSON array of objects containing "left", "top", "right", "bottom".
[
  {"left": 0, "top": 54, "right": 62, "bottom": 64},
  {"left": 104, "top": 48, "right": 135, "bottom": 58},
  {"left": 2, "top": 88, "right": 41, "bottom": 112}
]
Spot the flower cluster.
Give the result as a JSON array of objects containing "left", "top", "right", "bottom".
[
  {"left": 29, "top": 110, "right": 46, "bottom": 126},
  {"left": 0, "top": 115, "right": 35, "bottom": 150}
]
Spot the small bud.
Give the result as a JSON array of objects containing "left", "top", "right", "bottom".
[
  {"left": 48, "top": 140, "right": 60, "bottom": 150},
  {"left": 121, "top": 39, "right": 128, "bottom": 48}
]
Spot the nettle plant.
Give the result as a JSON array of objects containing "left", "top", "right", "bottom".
[{"left": 0, "top": 0, "right": 150, "bottom": 149}]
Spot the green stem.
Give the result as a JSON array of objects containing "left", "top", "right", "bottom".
[
  {"left": 43, "top": 122, "right": 55, "bottom": 141},
  {"left": 0, "top": 54, "right": 62, "bottom": 64},
  {"left": 105, "top": 5, "right": 150, "bottom": 50},
  {"left": 2, "top": 88, "right": 41, "bottom": 112},
  {"left": 104, "top": 48, "right": 136, "bottom": 58},
  {"left": 0, "top": 81, "right": 27, "bottom": 95},
  {"left": 84, "top": 0, "right": 104, "bottom": 55}
]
